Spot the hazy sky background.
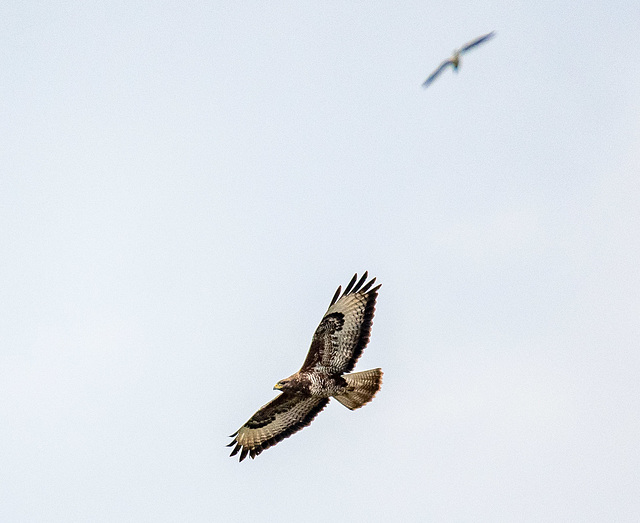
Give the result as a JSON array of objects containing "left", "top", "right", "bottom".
[{"left": 2, "top": 2, "right": 639, "bottom": 521}]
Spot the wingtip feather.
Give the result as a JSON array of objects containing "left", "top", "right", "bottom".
[
  {"left": 343, "top": 273, "right": 358, "bottom": 295},
  {"left": 360, "top": 277, "right": 377, "bottom": 294},
  {"left": 352, "top": 272, "right": 368, "bottom": 293},
  {"left": 330, "top": 285, "right": 342, "bottom": 306}
]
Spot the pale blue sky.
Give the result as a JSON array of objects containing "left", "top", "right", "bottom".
[{"left": 2, "top": 2, "right": 639, "bottom": 521}]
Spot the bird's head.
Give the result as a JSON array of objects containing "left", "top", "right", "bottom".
[
  {"left": 274, "top": 376, "right": 302, "bottom": 393},
  {"left": 274, "top": 379, "right": 289, "bottom": 391}
]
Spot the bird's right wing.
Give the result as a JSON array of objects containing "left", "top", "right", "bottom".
[
  {"left": 422, "top": 59, "right": 453, "bottom": 88},
  {"left": 228, "top": 393, "right": 329, "bottom": 461}
]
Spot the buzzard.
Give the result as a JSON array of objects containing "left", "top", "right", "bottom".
[
  {"left": 228, "top": 272, "right": 383, "bottom": 461},
  {"left": 422, "top": 31, "right": 495, "bottom": 88}
]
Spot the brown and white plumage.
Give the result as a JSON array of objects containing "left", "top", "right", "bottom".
[
  {"left": 228, "top": 273, "right": 383, "bottom": 462},
  {"left": 422, "top": 31, "right": 496, "bottom": 88}
]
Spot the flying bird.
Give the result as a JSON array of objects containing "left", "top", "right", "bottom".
[
  {"left": 228, "top": 272, "right": 383, "bottom": 461},
  {"left": 422, "top": 31, "right": 495, "bottom": 88}
]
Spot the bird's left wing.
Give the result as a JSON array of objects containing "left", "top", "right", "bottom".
[
  {"left": 228, "top": 394, "right": 329, "bottom": 461},
  {"left": 300, "top": 272, "right": 380, "bottom": 375},
  {"left": 460, "top": 31, "right": 495, "bottom": 53}
]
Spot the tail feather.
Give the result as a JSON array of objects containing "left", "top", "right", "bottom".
[{"left": 334, "top": 368, "right": 383, "bottom": 410}]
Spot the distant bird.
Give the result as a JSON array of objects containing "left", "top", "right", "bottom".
[{"left": 422, "top": 31, "right": 495, "bottom": 88}]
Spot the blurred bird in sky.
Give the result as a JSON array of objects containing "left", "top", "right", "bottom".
[{"left": 422, "top": 31, "right": 495, "bottom": 88}]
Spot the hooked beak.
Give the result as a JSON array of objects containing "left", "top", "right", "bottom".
[{"left": 274, "top": 382, "right": 282, "bottom": 390}]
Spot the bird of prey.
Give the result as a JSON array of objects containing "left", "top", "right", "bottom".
[
  {"left": 422, "top": 31, "right": 495, "bottom": 88},
  {"left": 228, "top": 272, "right": 383, "bottom": 462}
]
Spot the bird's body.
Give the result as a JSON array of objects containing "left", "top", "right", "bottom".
[
  {"left": 275, "top": 370, "right": 347, "bottom": 397},
  {"left": 228, "top": 273, "right": 383, "bottom": 461},
  {"left": 422, "top": 31, "right": 495, "bottom": 88}
]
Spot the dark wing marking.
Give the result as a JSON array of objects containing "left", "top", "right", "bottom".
[
  {"left": 300, "top": 272, "right": 381, "bottom": 374},
  {"left": 228, "top": 394, "right": 329, "bottom": 461},
  {"left": 460, "top": 31, "right": 495, "bottom": 53},
  {"left": 422, "top": 59, "right": 454, "bottom": 88}
]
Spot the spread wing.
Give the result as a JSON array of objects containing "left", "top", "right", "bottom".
[
  {"left": 422, "top": 59, "right": 454, "bottom": 88},
  {"left": 460, "top": 31, "right": 495, "bottom": 53},
  {"left": 228, "top": 394, "right": 329, "bottom": 461},
  {"left": 300, "top": 272, "right": 381, "bottom": 375}
]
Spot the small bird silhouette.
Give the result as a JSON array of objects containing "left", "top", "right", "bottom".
[{"left": 422, "top": 31, "right": 495, "bottom": 88}]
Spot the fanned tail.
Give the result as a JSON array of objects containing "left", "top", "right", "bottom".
[{"left": 334, "top": 368, "right": 383, "bottom": 410}]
